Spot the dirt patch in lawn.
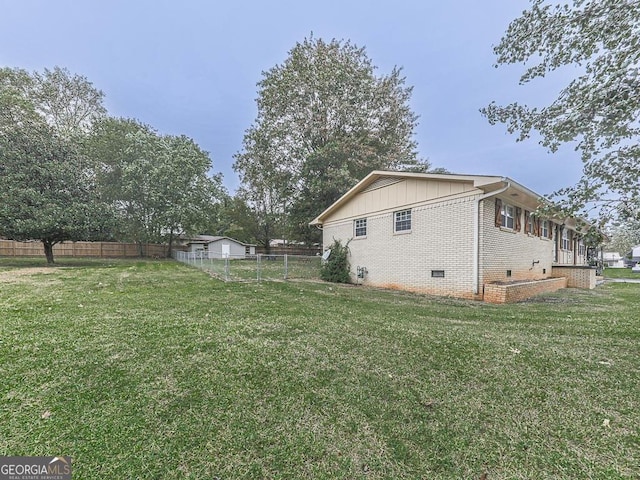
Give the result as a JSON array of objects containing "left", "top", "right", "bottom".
[{"left": 0, "top": 267, "right": 60, "bottom": 283}]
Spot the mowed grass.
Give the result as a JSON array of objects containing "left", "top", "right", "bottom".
[
  {"left": 0, "top": 259, "right": 638, "bottom": 479},
  {"left": 603, "top": 267, "right": 640, "bottom": 279},
  {"left": 183, "top": 255, "right": 321, "bottom": 282}
]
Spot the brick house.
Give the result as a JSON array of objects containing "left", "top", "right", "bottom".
[{"left": 310, "top": 171, "right": 594, "bottom": 302}]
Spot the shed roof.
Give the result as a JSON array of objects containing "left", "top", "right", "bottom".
[{"left": 185, "top": 235, "right": 256, "bottom": 247}]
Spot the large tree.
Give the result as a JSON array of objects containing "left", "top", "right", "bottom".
[
  {"left": 1, "top": 66, "right": 106, "bottom": 138},
  {"left": 482, "top": 0, "right": 640, "bottom": 224},
  {"left": 606, "top": 215, "right": 640, "bottom": 256},
  {"left": 234, "top": 35, "right": 428, "bottom": 244},
  {"left": 88, "top": 117, "right": 225, "bottom": 255},
  {"left": 234, "top": 129, "right": 293, "bottom": 251},
  {"left": 0, "top": 67, "right": 113, "bottom": 263},
  {"left": 0, "top": 80, "right": 113, "bottom": 263}
]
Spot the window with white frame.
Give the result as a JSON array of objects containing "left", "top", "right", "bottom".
[
  {"left": 541, "top": 220, "right": 549, "bottom": 238},
  {"left": 354, "top": 218, "right": 367, "bottom": 237},
  {"left": 501, "top": 204, "right": 515, "bottom": 229},
  {"left": 527, "top": 214, "right": 534, "bottom": 234},
  {"left": 562, "top": 228, "right": 570, "bottom": 250},
  {"left": 394, "top": 209, "right": 412, "bottom": 232}
]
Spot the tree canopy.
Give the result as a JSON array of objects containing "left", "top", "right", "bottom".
[
  {"left": 606, "top": 217, "right": 640, "bottom": 256},
  {"left": 0, "top": 66, "right": 226, "bottom": 262},
  {"left": 482, "top": 0, "right": 640, "bottom": 223},
  {"left": 234, "top": 35, "right": 428, "bottom": 244},
  {"left": 0, "top": 68, "right": 113, "bottom": 263},
  {"left": 87, "top": 117, "right": 226, "bottom": 255}
]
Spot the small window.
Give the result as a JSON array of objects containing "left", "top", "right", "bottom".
[
  {"left": 501, "top": 204, "right": 515, "bottom": 230},
  {"left": 431, "top": 270, "right": 445, "bottom": 278},
  {"left": 578, "top": 241, "right": 585, "bottom": 256},
  {"left": 506, "top": 270, "right": 512, "bottom": 277},
  {"left": 541, "top": 220, "right": 549, "bottom": 238},
  {"left": 394, "top": 209, "right": 412, "bottom": 232},
  {"left": 354, "top": 218, "right": 367, "bottom": 237}
]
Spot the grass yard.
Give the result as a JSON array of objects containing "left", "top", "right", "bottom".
[
  {"left": 603, "top": 267, "right": 640, "bottom": 279},
  {"left": 180, "top": 255, "right": 321, "bottom": 282},
  {"left": 0, "top": 258, "right": 638, "bottom": 479}
]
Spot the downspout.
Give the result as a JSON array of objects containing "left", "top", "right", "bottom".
[{"left": 473, "top": 180, "right": 511, "bottom": 295}]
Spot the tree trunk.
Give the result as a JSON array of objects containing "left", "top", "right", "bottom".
[
  {"left": 167, "top": 230, "right": 174, "bottom": 258},
  {"left": 263, "top": 225, "right": 271, "bottom": 254},
  {"left": 42, "top": 240, "right": 55, "bottom": 264}
]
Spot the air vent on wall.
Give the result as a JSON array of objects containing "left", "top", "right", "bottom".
[{"left": 362, "top": 177, "right": 402, "bottom": 193}]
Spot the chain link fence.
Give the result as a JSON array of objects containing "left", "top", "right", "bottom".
[{"left": 173, "top": 251, "right": 321, "bottom": 282}]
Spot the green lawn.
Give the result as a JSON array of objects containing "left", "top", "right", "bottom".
[
  {"left": 0, "top": 259, "right": 638, "bottom": 479},
  {"left": 179, "top": 255, "right": 321, "bottom": 282},
  {"left": 603, "top": 266, "right": 640, "bottom": 279}
]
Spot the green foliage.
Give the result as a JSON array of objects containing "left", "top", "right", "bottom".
[
  {"left": 0, "top": 67, "right": 114, "bottom": 263},
  {"left": 1, "top": 66, "right": 106, "bottom": 138},
  {"left": 320, "top": 239, "right": 351, "bottom": 283},
  {"left": 86, "top": 117, "right": 226, "bottom": 250},
  {"left": 235, "top": 35, "right": 428, "bottom": 244},
  {"left": 214, "top": 195, "right": 279, "bottom": 248},
  {"left": 0, "top": 65, "right": 227, "bottom": 261},
  {"left": 482, "top": 0, "right": 640, "bottom": 223},
  {"left": 606, "top": 216, "right": 640, "bottom": 255}
]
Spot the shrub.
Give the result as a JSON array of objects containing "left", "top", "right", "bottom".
[{"left": 320, "top": 239, "right": 351, "bottom": 283}]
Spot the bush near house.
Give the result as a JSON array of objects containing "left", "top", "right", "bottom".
[{"left": 320, "top": 239, "right": 351, "bottom": 283}]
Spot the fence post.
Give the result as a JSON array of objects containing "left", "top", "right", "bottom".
[
  {"left": 284, "top": 254, "right": 288, "bottom": 280},
  {"left": 257, "top": 254, "right": 261, "bottom": 282},
  {"left": 225, "top": 257, "right": 229, "bottom": 282}
]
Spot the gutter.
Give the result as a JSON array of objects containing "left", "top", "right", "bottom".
[{"left": 473, "top": 179, "right": 511, "bottom": 295}]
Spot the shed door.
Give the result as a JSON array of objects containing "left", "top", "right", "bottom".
[{"left": 222, "top": 243, "right": 230, "bottom": 258}]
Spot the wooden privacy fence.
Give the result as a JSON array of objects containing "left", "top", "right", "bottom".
[
  {"left": 0, "top": 240, "right": 168, "bottom": 258},
  {"left": 255, "top": 246, "right": 322, "bottom": 256}
]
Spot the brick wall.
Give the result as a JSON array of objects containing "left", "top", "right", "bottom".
[
  {"left": 479, "top": 198, "right": 555, "bottom": 285},
  {"left": 321, "top": 192, "right": 591, "bottom": 301},
  {"left": 551, "top": 266, "right": 596, "bottom": 289},
  {"left": 484, "top": 277, "right": 568, "bottom": 304},
  {"left": 322, "top": 194, "right": 478, "bottom": 298}
]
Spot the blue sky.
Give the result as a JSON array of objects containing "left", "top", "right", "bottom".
[{"left": 1, "top": 0, "right": 583, "bottom": 196}]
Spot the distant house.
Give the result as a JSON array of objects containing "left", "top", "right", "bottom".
[
  {"left": 602, "top": 251, "right": 625, "bottom": 268},
  {"left": 183, "top": 235, "right": 255, "bottom": 259},
  {"left": 628, "top": 245, "right": 640, "bottom": 264},
  {"left": 269, "top": 239, "right": 306, "bottom": 248},
  {"left": 310, "top": 171, "right": 595, "bottom": 302}
]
